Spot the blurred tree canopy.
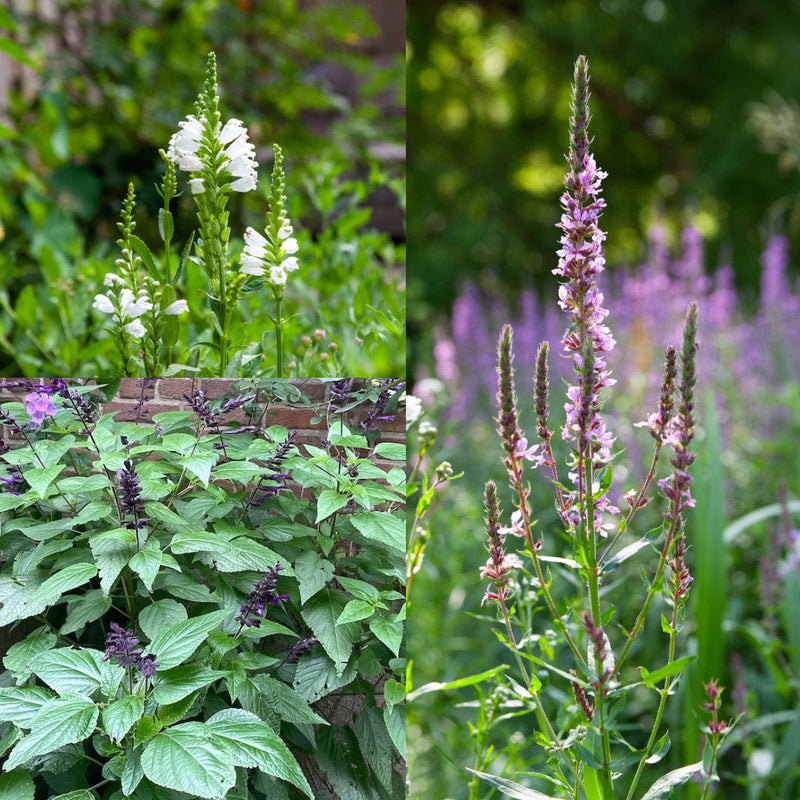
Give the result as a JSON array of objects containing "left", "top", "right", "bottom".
[{"left": 407, "top": 0, "right": 800, "bottom": 354}]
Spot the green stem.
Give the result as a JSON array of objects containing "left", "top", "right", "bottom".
[{"left": 275, "top": 293, "right": 283, "bottom": 378}]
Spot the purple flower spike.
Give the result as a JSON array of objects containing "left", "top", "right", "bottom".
[
  {"left": 553, "top": 55, "right": 616, "bottom": 531},
  {"left": 235, "top": 564, "right": 289, "bottom": 633}
]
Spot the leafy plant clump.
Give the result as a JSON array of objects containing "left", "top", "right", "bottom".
[{"left": 0, "top": 378, "right": 406, "bottom": 799}]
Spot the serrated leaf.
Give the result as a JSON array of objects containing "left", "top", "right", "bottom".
[
  {"left": 180, "top": 451, "right": 219, "bottom": 488},
  {"left": 21, "top": 463, "right": 65, "bottom": 498},
  {"left": 145, "top": 610, "right": 226, "bottom": 671},
  {"left": 248, "top": 675, "right": 326, "bottom": 725},
  {"left": 3, "top": 628, "right": 57, "bottom": 682},
  {"left": 372, "top": 442, "right": 405, "bottom": 461},
  {"left": 90, "top": 528, "right": 137, "bottom": 594},
  {"left": 292, "top": 653, "right": 358, "bottom": 704},
  {"left": 350, "top": 511, "right": 404, "bottom": 554},
  {"left": 383, "top": 678, "right": 405, "bottom": 710},
  {"left": 61, "top": 590, "right": 112, "bottom": 636},
  {"left": 137, "top": 599, "right": 188, "bottom": 641},
  {"left": 337, "top": 599, "right": 376, "bottom": 624},
  {"left": 354, "top": 705, "right": 394, "bottom": 792},
  {"left": 5, "top": 696, "right": 99, "bottom": 770},
  {"left": 140, "top": 722, "right": 236, "bottom": 799},
  {"left": 121, "top": 742, "right": 144, "bottom": 795},
  {"left": 316, "top": 490, "right": 351, "bottom": 523},
  {"left": 370, "top": 613, "right": 403, "bottom": 655},
  {"left": 0, "top": 686, "right": 56, "bottom": 727},
  {"left": 206, "top": 708, "right": 313, "bottom": 798},
  {"left": 129, "top": 543, "right": 162, "bottom": 591},
  {"left": 301, "top": 589, "right": 361, "bottom": 676},
  {"left": 33, "top": 647, "right": 114, "bottom": 696},
  {"left": 384, "top": 704, "right": 405, "bottom": 759},
  {"left": 0, "top": 771, "right": 35, "bottom": 800},
  {"left": 152, "top": 664, "right": 223, "bottom": 706},
  {"left": 211, "top": 538, "right": 283, "bottom": 573},
  {"left": 293, "top": 550, "right": 335, "bottom": 604},
  {"left": 103, "top": 694, "right": 145, "bottom": 744}
]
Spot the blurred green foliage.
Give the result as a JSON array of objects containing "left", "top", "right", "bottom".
[
  {"left": 0, "top": 0, "right": 404, "bottom": 376},
  {"left": 407, "top": 0, "right": 800, "bottom": 361}
]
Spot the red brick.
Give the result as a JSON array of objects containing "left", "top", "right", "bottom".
[
  {"left": 104, "top": 401, "right": 178, "bottom": 422},
  {"left": 200, "top": 380, "right": 239, "bottom": 400},
  {"left": 156, "top": 378, "right": 197, "bottom": 400},
  {"left": 264, "top": 406, "right": 327, "bottom": 429},
  {"left": 117, "top": 379, "right": 155, "bottom": 399}
]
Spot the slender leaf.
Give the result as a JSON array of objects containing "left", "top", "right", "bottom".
[{"left": 639, "top": 762, "right": 703, "bottom": 799}]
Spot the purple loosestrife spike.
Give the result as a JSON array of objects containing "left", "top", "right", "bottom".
[
  {"left": 658, "top": 304, "right": 699, "bottom": 514},
  {"left": 570, "top": 668, "right": 594, "bottom": 721},
  {"left": 479, "top": 480, "right": 513, "bottom": 606},
  {"left": 496, "top": 325, "right": 524, "bottom": 460},
  {"left": 534, "top": 341, "right": 551, "bottom": 443},
  {"left": 668, "top": 529, "right": 693, "bottom": 603},
  {"left": 554, "top": 56, "right": 616, "bottom": 514},
  {"left": 637, "top": 346, "right": 677, "bottom": 441}
]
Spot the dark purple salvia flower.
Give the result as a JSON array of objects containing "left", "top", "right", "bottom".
[
  {"left": 103, "top": 622, "right": 159, "bottom": 680},
  {"left": 184, "top": 389, "right": 255, "bottom": 435},
  {"left": 329, "top": 378, "right": 353, "bottom": 411},
  {"left": 235, "top": 564, "right": 290, "bottom": 633},
  {"left": 56, "top": 382, "right": 96, "bottom": 429},
  {"left": 359, "top": 379, "right": 404, "bottom": 438},
  {"left": 247, "top": 430, "right": 297, "bottom": 506},
  {"left": 479, "top": 480, "right": 513, "bottom": 606},
  {"left": 117, "top": 459, "right": 149, "bottom": 545},
  {"left": 553, "top": 55, "right": 617, "bottom": 531},
  {"left": 285, "top": 636, "right": 320, "bottom": 664},
  {"left": 104, "top": 622, "right": 143, "bottom": 668},
  {"left": 0, "top": 465, "right": 26, "bottom": 495}
]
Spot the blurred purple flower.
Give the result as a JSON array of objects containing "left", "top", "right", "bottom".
[{"left": 24, "top": 391, "right": 58, "bottom": 428}]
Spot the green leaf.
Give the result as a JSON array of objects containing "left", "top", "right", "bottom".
[
  {"left": 337, "top": 599, "right": 376, "bottom": 624},
  {"left": 129, "top": 542, "right": 162, "bottom": 591},
  {"left": 0, "top": 686, "right": 56, "bottom": 727},
  {"left": 129, "top": 234, "right": 159, "bottom": 280},
  {"left": 3, "top": 628, "right": 57, "bottom": 682},
  {"left": 369, "top": 613, "right": 403, "bottom": 655},
  {"left": 211, "top": 538, "right": 283, "bottom": 573},
  {"left": 350, "top": 511, "right": 405, "bottom": 553},
  {"left": 152, "top": 664, "right": 223, "bottom": 706},
  {"left": 145, "top": 610, "right": 227, "bottom": 671},
  {"left": 180, "top": 451, "right": 219, "bottom": 488},
  {"left": 61, "top": 590, "right": 112, "bottom": 636},
  {"left": 121, "top": 742, "right": 144, "bottom": 795},
  {"left": 33, "top": 647, "right": 115, "bottom": 696},
  {"left": 0, "top": 771, "right": 35, "bottom": 800},
  {"left": 137, "top": 599, "right": 188, "bottom": 641},
  {"left": 169, "top": 529, "right": 234, "bottom": 554},
  {"left": 407, "top": 665, "right": 509, "bottom": 701},
  {"left": 383, "top": 678, "right": 405, "bottom": 710},
  {"left": 354, "top": 705, "right": 395, "bottom": 792},
  {"left": 90, "top": 527, "right": 137, "bottom": 594},
  {"left": 638, "top": 656, "right": 696, "bottom": 689},
  {"left": 372, "top": 442, "right": 405, "bottom": 460},
  {"left": 467, "top": 770, "right": 563, "bottom": 799},
  {"left": 248, "top": 675, "right": 326, "bottom": 725},
  {"left": 20, "top": 463, "right": 65, "bottom": 498},
  {"left": 639, "top": 762, "right": 703, "bottom": 799},
  {"left": 334, "top": 574, "right": 380, "bottom": 601},
  {"left": 5, "top": 696, "right": 99, "bottom": 770},
  {"left": 103, "top": 694, "right": 145, "bottom": 744},
  {"left": 50, "top": 790, "right": 99, "bottom": 799},
  {"left": 301, "top": 589, "right": 361, "bottom": 676},
  {"left": 292, "top": 653, "right": 358, "bottom": 704},
  {"left": 206, "top": 708, "right": 314, "bottom": 798},
  {"left": 293, "top": 550, "right": 335, "bottom": 604},
  {"left": 316, "top": 489, "right": 352, "bottom": 522},
  {"left": 140, "top": 722, "right": 236, "bottom": 799}
]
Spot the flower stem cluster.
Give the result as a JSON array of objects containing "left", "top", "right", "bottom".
[
  {"left": 479, "top": 481, "right": 513, "bottom": 607},
  {"left": 117, "top": 459, "right": 148, "bottom": 547},
  {"left": 246, "top": 430, "right": 297, "bottom": 506}
]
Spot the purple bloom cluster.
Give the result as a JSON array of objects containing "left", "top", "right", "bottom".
[
  {"left": 184, "top": 389, "right": 256, "bottom": 436},
  {"left": 103, "top": 622, "right": 159, "bottom": 678},
  {"left": 117, "top": 459, "right": 149, "bottom": 541},
  {"left": 247, "top": 430, "right": 297, "bottom": 506},
  {"left": 235, "top": 564, "right": 290, "bottom": 633}
]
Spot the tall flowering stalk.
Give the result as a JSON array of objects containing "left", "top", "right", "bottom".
[
  {"left": 239, "top": 145, "right": 300, "bottom": 377},
  {"left": 167, "top": 52, "right": 258, "bottom": 375},
  {"left": 475, "top": 56, "right": 701, "bottom": 799}
]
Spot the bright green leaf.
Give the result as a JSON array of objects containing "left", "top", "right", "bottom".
[
  {"left": 145, "top": 610, "right": 227, "bottom": 671},
  {"left": 129, "top": 542, "right": 162, "bottom": 591},
  {"left": 351, "top": 511, "right": 405, "bottom": 553},
  {"left": 293, "top": 550, "right": 335, "bottom": 604},
  {"left": 137, "top": 599, "right": 188, "bottom": 641},
  {"left": 3, "top": 628, "right": 57, "bottom": 682},
  {"left": 639, "top": 762, "right": 703, "bottom": 799},
  {"left": 301, "top": 590, "right": 361, "bottom": 676},
  {"left": 316, "top": 489, "right": 351, "bottom": 523},
  {"left": 370, "top": 613, "right": 403, "bottom": 655},
  {"left": 61, "top": 590, "right": 112, "bottom": 636},
  {"left": 0, "top": 686, "right": 56, "bottom": 727},
  {"left": 103, "top": 694, "right": 145, "bottom": 744}
]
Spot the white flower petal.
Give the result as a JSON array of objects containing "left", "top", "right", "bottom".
[
  {"left": 240, "top": 262, "right": 265, "bottom": 277},
  {"left": 125, "top": 319, "right": 147, "bottom": 338},
  {"left": 278, "top": 220, "right": 293, "bottom": 239},
  {"left": 164, "top": 299, "right": 189, "bottom": 315},
  {"left": 103, "top": 272, "right": 125, "bottom": 287},
  {"left": 281, "top": 256, "right": 299, "bottom": 272},
  {"left": 219, "top": 118, "right": 245, "bottom": 145},
  {"left": 229, "top": 174, "right": 257, "bottom": 193},
  {"left": 93, "top": 294, "right": 115, "bottom": 314},
  {"left": 243, "top": 227, "right": 268, "bottom": 250},
  {"left": 189, "top": 178, "right": 205, "bottom": 194},
  {"left": 282, "top": 237, "right": 298, "bottom": 255},
  {"left": 269, "top": 266, "right": 287, "bottom": 286}
]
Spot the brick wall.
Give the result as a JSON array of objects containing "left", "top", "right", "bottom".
[{"left": 0, "top": 379, "right": 406, "bottom": 470}]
